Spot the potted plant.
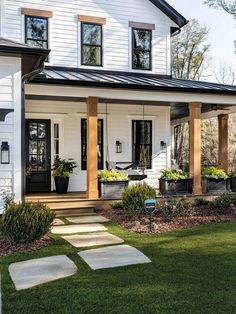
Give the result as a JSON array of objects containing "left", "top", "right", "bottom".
[
  {"left": 52, "top": 157, "right": 77, "bottom": 194},
  {"left": 201, "top": 167, "right": 230, "bottom": 194},
  {"left": 98, "top": 170, "right": 129, "bottom": 199},
  {"left": 159, "top": 168, "right": 192, "bottom": 195}
]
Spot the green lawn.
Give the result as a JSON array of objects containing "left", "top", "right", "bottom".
[{"left": 1, "top": 221, "right": 236, "bottom": 314}]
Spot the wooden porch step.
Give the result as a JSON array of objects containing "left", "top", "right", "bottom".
[{"left": 55, "top": 207, "right": 95, "bottom": 217}]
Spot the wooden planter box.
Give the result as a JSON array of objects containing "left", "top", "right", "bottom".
[
  {"left": 159, "top": 178, "right": 192, "bottom": 195},
  {"left": 230, "top": 177, "right": 236, "bottom": 192},
  {"left": 202, "top": 177, "right": 230, "bottom": 194},
  {"left": 98, "top": 181, "right": 129, "bottom": 199}
]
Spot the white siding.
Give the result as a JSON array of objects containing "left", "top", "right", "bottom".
[
  {"left": 0, "top": 56, "right": 22, "bottom": 207},
  {"left": 3, "top": 0, "right": 178, "bottom": 74},
  {"left": 26, "top": 100, "right": 171, "bottom": 192}
]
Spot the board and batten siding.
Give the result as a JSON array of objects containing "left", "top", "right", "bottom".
[
  {"left": 0, "top": 56, "right": 22, "bottom": 208},
  {"left": 2, "top": 0, "right": 178, "bottom": 75},
  {"left": 25, "top": 100, "right": 171, "bottom": 192}
]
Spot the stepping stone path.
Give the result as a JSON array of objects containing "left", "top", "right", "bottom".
[
  {"left": 78, "top": 245, "right": 151, "bottom": 270},
  {"left": 9, "top": 255, "right": 77, "bottom": 291},
  {"left": 53, "top": 218, "right": 65, "bottom": 226},
  {"left": 66, "top": 215, "right": 109, "bottom": 224},
  {"left": 62, "top": 232, "right": 124, "bottom": 248},
  {"left": 51, "top": 223, "right": 107, "bottom": 234}
]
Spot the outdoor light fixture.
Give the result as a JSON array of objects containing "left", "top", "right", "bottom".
[
  {"left": 116, "top": 140, "right": 122, "bottom": 153},
  {"left": 160, "top": 141, "right": 167, "bottom": 153},
  {"left": 1, "top": 142, "right": 10, "bottom": 164}
]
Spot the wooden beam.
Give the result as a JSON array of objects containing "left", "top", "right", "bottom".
[
  {"left": 78, "top": 15, "right": 106, "bottom": 25},
  {"left": 129, "top": 21, "right": 155, "bottom": 30},
  {"left": 21, "top": 8, "right": 53, "bottom": 18},
  {"left": 218, "top": 114, "right": 229, "bottom": 172},
  {"left": 189, "top": 102, "right": 202, "bottom": 195},
  {"left": 86, "top": 97, "right": 99, "bottom": 199}
]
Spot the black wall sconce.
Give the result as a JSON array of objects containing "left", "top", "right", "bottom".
[
  {"left": 160, "top": 141, "right": 167, "bottom": 153},
  {"left": 1, "top": 142, "right": 10, "bottom": 164},
  {"left": 116, "top": 140, "right": 122, "bottom": 154}
]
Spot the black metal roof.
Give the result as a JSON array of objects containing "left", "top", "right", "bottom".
[
  {"left": 149, "top": 0, "right": 188, "bottom": 28},
  {"left": 33, "top": 66, "right": 236, "bottom": 95}
]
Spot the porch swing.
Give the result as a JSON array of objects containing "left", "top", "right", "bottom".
[{"left": 105, "top": 103, "right": 147, "bottom": 181}]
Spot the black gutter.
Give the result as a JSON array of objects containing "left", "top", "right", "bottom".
[{"left": 31, "top": 77, "right": 236, "bottom": 96}]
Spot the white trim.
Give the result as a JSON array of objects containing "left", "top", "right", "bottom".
[
  {"left": 26, "top": 84, "right": 236, "bottom": 105},
  {"left": 0, "top": 0, "right": 6, "bottom": 37},
  {"left": 13, "top": 59, "right": 22, "bottom": 202}
]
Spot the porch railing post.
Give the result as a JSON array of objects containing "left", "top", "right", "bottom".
[
  {"left": 86, "top": 96, "right": 99, "bottom": 199},
  {"left": 189, "top": 102, "right": 202, "bottom": 195},
  {"left": 218, "top": 114, "right": 229, "bottom": 173}
]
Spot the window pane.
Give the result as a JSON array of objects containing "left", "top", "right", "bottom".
[
  {"left": 133, "top": 51, "right": 150, "bottom": 69},
  {"left": 29, "top": 123, "right": 37, "bottom": 140},
  {"left": 133, "top": 30, "right": 151, "bottom": 50},
  {"left": 54, "top": 124, "right": 59, "bottom": 139},
  {"left": 29, "top": 140, "right": 37, "bottom": 154},
  {"left": 38, "top": 123, "right": 46, "bottom": 139},
  {"left": 26, "top": 40, "right": 48, "bottom": 49},
  {"left": 82, "top": 46, "right": 101, "bottom": 65},
  {"left": 82, "top": 24, "right": 101, "bottom": 45},
  {"left": 26, "top": 17, "right": 48, "bottom": 40}
]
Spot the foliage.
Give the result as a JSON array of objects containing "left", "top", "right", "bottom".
[
  {"left": 52, "top": 157, "right": 77, "bottom": 178},
  {"left": 110, "top": 201, "right": 124, "bottom": 214},
  {"left": 210, "top": 193, "right": 235, "bottom": 214},
  {"left": 230, "top": 166, "right": 236, "bottom": 177},
  {"left": 172, "top": 19, "right": 210, "bottom": 80},
  {"left": 98, "top": 170, "right": 129, "bottom": 182},
  {"left": 204, "top": 0, "right": 236, "bottom": 15},
  {"left": 194, "top": 198, "right": 210, "bottom": 206},
  {"left": 158, "top": 198, "right": 195, "bottom": 222},
  {"left": 201, "top": 167, "right": 228, "bottom": 179},
  {"left": 160, "top": 168, "right": 189, "bottom": 180},
  {"left": 122, "top": 183, "right": 156, "bottom": 216},
  {"left": 1, "top": 202, "right": 55, "bottom": 244}
]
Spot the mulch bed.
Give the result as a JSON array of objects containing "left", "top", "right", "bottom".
[
  {"left": 0, "top": 236, "right": 53, "bottom": 257},
  {"left": 101, "top": 208, "right": 235, "bottom": 234}
]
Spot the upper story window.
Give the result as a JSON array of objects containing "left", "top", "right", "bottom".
[
  {"left": 25, "top": 16, "right": 49, "bottom": 49},
  {"left": 132, "top": 28, "right": 152, "bottom": 70},
  {"left": 81, "top": 23, "right": 102, "bottom": 66}
]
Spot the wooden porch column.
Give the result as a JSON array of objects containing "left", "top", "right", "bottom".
[
  {"left": 218, "top": 114, "right": 229, "bottom": 173},
  {"left": 86, "top": 97, "right": 99, "bottom": 199},
  {"left": 189, "top": 102, "right": 202, "bottom": 195}
]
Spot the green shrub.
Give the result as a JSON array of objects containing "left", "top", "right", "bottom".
[
  {"left": 230, "top": 167, "right": 236, "bottom": 177},
  {"left": 210, "top": 193, "right": 234, "bottom": 214},
  {"left": 201, "top": 167, "right": 228, "bottom": 180},
  {"left": 160, "top": 168, "right": 189, "bottom": 180},
  {"left": 1, "top": 202, "right": 55, "bottom": 244},
  {"left": 194, "top": 198, "right": 210, "bottom": 206},
  {"left": 110, "top": 201, "right": 124, "bottom": 214},
  {"left": 122, "top": 183, "right": 156, "bottom": 216},
  {"left": 159, "top": 198, "right": 194, "bottom": 222},
  {"left": 98, "top": 170, "right": 129, "bottom": 182}
]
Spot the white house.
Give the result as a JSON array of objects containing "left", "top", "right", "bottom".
[{"left": 0, "top": 0, "right": 236, "bottom": 202}]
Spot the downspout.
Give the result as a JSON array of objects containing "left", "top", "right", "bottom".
[{"left": 21, "top": 57, "right": 46, "bottom": 200}]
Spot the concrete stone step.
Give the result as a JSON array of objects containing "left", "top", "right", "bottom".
[{"left": 55, "top": 207, "right": 95, "bottom": 217}]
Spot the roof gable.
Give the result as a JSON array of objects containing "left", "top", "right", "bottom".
[{"left": 148, "top": 0, "right": 188, "bottom": 28}]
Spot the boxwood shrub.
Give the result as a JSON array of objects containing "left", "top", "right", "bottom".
[
  {"left": 1, "top": 202, "right": 55, "bottom": 244},
  {"left": 122, "top": 183, "right": 156, "bottom": 216}
]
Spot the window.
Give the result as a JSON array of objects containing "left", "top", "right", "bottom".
[
  {"left": 132, "top": 120, "right": 152, "bottom": 169},
  {"left": 81, "top": 119, "right": 104, "bottom": 170},
  {"left": 81, "top": 23, "right": 102, "bottom": 66},
  {"left": 132, "top": 28, "right": 152, "bottom": 70},
  {"left": 54, "top": 123, "right": 59, "bottom": 159},
  {"left": 25, "top": 16, "right": 49, "bottom": 49}
]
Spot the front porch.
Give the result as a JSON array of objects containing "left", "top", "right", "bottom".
[{"left": 23, "top": 67, "right": 236, "bottom": 200}]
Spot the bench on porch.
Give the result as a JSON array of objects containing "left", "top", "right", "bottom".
[{"left": 106, "top": 161, "right": 147, "bottom": 181}]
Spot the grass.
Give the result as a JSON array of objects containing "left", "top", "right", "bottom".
[{"left": 1, "top": 221, "right": 236, "bottom": 314}]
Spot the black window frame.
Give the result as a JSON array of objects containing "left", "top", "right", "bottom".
[
  {"left": 132, "top": 120, "right": 152, "bottom": 169},
  {"left": 81, "top": 22, "right": 103, "bottom": 67},
  {"left": 25, "top": 15, "right": 49, "bottom": 61},
  {"left": 132, "top": 28, "right": 152, "bottom": 71},
  {"left": 81, "top": 118, "right": 104, "bottom": 170}
]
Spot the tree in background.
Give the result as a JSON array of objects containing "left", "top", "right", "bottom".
[
  {"left": 204, "top": 0, "right": 236, "bottom": 15},
  {"left": 172, "top": 19, "right": 210, "bottom": 167},
  {"left": 172, "top": 19, "right": 210, "bottom": 80},
  {"left": 214, "top": 62, "right": 235, "bottom": 84}
]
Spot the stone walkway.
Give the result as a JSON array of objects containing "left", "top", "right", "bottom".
[{"left": 8, "top": 212, "right": 151, "bottom": 291}]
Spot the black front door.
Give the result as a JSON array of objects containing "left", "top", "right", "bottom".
[{"left": 26, "top": 119, "right": 51, "bottom": 193}]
